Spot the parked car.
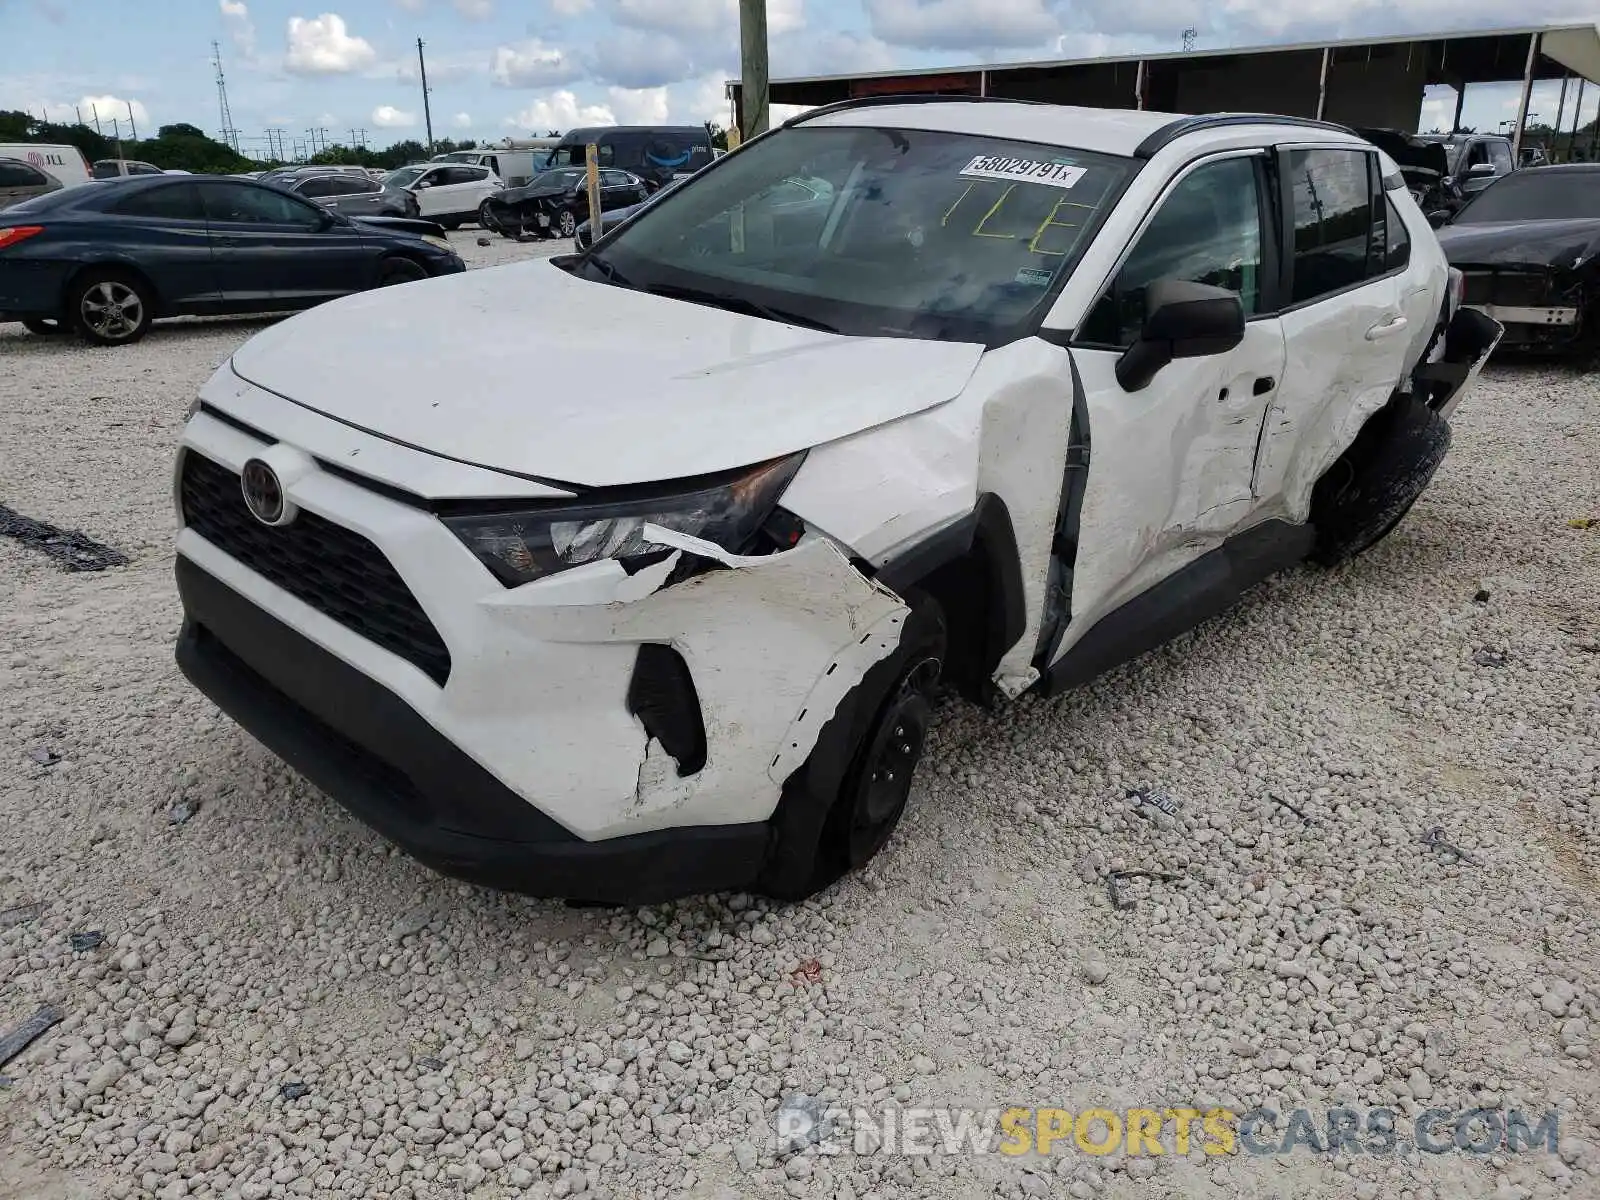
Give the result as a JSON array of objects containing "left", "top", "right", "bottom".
[
  {"left": 431, "top": 143, "right": 554, "bottom": 187},
  {"left": 0, "top": 143, "right": 92, "bottom": 188},
  {"left": 92, "top": 159, "right": 166, "bottom": 179},
  {"left": 381, "top": 163, "right": 503, "bottom": 229},
  {"left": 1353, "top": 127, "right": 1457, "bottom": 213},
  {"left": 0, "top": 174, "right": 463, "bottom": 345},
  {"left": 537, "top": 125, "right": 714, "bottom": 190},
  {"left": 1418, "top": 133, "right": 1517, "bottom": 205},
  {"left": 170, "top": 101, "right": 1499, "bottom": 906},
  {"left": 0, "top": 156, "right": 63, "bottom": 209},
  {"left": 1434, "top": 163, "right": 1600, "bottom": 355},
  {"left": 483, "top": 166, "right": 649, "bottom": 239},
  {"left": 282, "top": 171, "right": 420, "bottom": 219}
]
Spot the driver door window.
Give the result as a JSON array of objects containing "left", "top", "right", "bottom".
[
  {"left": 203, "top": 182, "right": 322, "bottom": 226},
  {"left": 1079, "top": 155, "right": 1264, "bottom": 347}
]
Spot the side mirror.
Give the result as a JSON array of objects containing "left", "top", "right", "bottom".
[
  {"left": 1467, "top": 162, "right": 1496, "bottom": 178},
  {"left": 414, "top": 180, "right": 432, "bottom": 189},
  {"left": 1427, "top": 209, "right": 1451, "bottom": 229},
  {"left": 1115, "top": 279, "right": 1245, "bottom": 393}
]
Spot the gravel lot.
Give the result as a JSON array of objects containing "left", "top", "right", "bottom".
[{"left": 2, "top": 235, "right": 1598, "bottom": 1200}]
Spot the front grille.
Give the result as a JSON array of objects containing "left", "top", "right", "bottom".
[
  {"left": 1462, "top": 270, "right": 1552, "bottom": 307},
  {"left": 179, "top": 451, "right": 452, "bottom": 685}
]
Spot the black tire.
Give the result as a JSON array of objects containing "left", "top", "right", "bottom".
[
  {"left": 758, "top": 595, "right": 946, "bottom": 901},
  {"left": 68, "top": 269, "right": 153, "bottom": 346},
  {"left": 477, "top": 201, "right": 499, "bottom": 231},
  {"left": 557, "top": 209, "right": 577, "bottom": 238},
  {"left": 1309, "top": 393, "right": 1452, "bottom": 567},
  {"left": 437, "top": 216, "right": 461, "bottom": 231},
  {"left": 22, "top": 317, "right": 67, "bottom": 335},
  {"left": 377, "top": 257, "right": 429, "bottom": 287}
]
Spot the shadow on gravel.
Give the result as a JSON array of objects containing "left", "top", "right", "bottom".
[{"left": 1, "top": 313, "right": 288, "bottom": 351}]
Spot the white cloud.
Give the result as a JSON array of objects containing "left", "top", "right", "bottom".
[
  {"left": 285, "top": 13, "right": 379, "bottom": 75},
  {"left": 607, "top": 85, "right": 670, "bottom": 125},
  {"left": 551, "top": 0, "right": 592, "bottom": 11},
  {"left": 865, "top": 0, "right": 1056, "bottom": 50},
  {"left": 394, "top": 0, "right": 425, "bottom": 10},
  {"left": 491, "top": 39, "right": 583, "bottom": 88},
  {"left": 453, "top": 111, "right": 473, "bottom": 128},
  {"left": 77, "top": 95, "right": 151, "bottom": 133},
  {"left": 453, "top": 0, "right": 492, "bottom": 16},
  {"left": 505, "top": 90, "right": 616, "bottom": 130},
  {"left": 372, "top": 104, "right": 416, "bottom": 127},
  {"left": 220, "top": 0, "right": 258, "bottom": 62},
  {"left": 585, "top": 29, "right": 696, "bottom": 90}
]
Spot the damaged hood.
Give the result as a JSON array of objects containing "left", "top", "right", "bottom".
[
  {"left": 1435, "top": 219, "right": 1600, "bottom": 270},
  {"left": 1356, "top": 128, "right": 1449, "bottom": 189},
  {"left": 227, "top": 259, "right": 985, "bottom": 487}
]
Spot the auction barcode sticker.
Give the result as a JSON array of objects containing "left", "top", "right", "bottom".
[{"left": 959, "top": 155, "right": 1087, "bottom": 190}]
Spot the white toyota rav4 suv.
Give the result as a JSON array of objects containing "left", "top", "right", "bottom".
[{"left": 172, "top": 99, "right": 1501, "bottom": 905}]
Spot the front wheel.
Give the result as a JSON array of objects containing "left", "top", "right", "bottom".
[
  {"left": 477, "top": 201, "right": 499, "bottom": 231},
  {"left": 377, "top": 257, "right": 429, "bottom": 287},
  {"left": 70, "top": 271, "right": 153, "bottom": 346},
  {"left": 557, "top": 209, "right": 577, "bottom": 238},
  {"left": 759, "top": 595, "right": 946, "bottom": 900}
]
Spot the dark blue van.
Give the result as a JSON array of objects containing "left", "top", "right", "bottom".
[{"left": 539, "top": 126, "right": 713, "bottom": 190}]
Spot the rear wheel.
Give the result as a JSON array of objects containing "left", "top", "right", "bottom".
[
  {"left": 759, "top": 595, "right": 946, "bottom": 900},
  {"left": 69, "top": 270, "right": 153, "bottom": 346},
  {"left": 477, "top": 201, "right": 499, "bottom": 231},
  {"left": 557, "top": 209, "right": 577, "bottom": 238},
  {"left": 1309, "top": 394, "right": 1452, "bottom": 566},
  {"left": 377, "top": 257, "right": 429, "bottom": 287}
]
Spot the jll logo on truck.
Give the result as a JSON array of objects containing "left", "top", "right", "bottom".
[{"left": 26, "top": 151, "right": 68, "bottom": 167}]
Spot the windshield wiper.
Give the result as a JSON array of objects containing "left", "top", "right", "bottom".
[
  {"left": 642, "top": 283, "right": 839, "bottom": 332},
  {"left": 583, "top": 254, "right": 632, "bottom": 287}
]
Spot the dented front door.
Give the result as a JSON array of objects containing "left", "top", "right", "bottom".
[{"left": 1058, "top": 320, "right": 1286, "bottom": 658}]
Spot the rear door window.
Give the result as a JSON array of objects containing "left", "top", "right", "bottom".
[
  {"left": 1285, "top": 148, "right": 1381, "bottom": 305},
  {"left": 112, "top": 183, "right": 207, "bottom": 220}
]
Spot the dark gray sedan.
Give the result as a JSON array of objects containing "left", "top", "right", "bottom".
[{"left": 284, "top": 172, "right": 420, "bottom": 219}]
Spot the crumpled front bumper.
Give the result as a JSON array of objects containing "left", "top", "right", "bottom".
[
  {"left": 171, "top": 390, "right": 913, "bottom": 900},
  {"left": 1413, "top": 304, "right": 1504, "bottom": 420}
]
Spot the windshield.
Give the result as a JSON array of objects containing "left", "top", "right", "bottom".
[
  {"left": 590, "top": 124, "right": 1133, "bottom": 343},
  {"left": 544, "top": 145, "right": 584, "bottom": 169},
  {"left": 384, "top": 167, "right": 426, "bottom": 189},
  {"left": 1453, "top": 171, "right": 1600, "bottom": 223}
]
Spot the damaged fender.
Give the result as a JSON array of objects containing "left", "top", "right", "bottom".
[{"left": 489, "top": 529, "right": 910, "bottom": 831}]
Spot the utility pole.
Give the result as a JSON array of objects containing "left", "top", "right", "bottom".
[
  {"left": 90, "top": 104, "right": 102, "bottom": 135},
  {"left": 1182, "top": 27, "right": 1197, "bottom": 52},
  {"left": 75, "top": 104, "right": 84, "bottom": 126},
  {"left": 213, "top": 40, "right": 241, "bottom": 152},
  {"left": 127, "top": 101, "right": 139, "bottom": 142},
  {"left": 417, "top": 38, "right": 436, "bottom": 154},
  {"left": 737, "top": 0, "right": 769, "bottom": 141}
]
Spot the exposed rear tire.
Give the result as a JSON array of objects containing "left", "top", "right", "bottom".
[
  {"left": 69, "top": 269, "right": 153, "bottom": 346},
  {"left": 1309, "top": 393, "right": 1451, "bottom": 567},
  {"left": 758, "top": 594, "right": 946, "bottom": 901}
]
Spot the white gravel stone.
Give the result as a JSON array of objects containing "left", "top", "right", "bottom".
[{"left": 2, "top": 244, "right": 1599, "bottom": 1200}]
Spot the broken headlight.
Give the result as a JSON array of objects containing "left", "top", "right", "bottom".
[{"left": 441, "top": 455, "right": 804, "bottom": 587}]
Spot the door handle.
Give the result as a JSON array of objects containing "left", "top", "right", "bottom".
[
  {"left": 1252, "top": 376, "right": 1275, "bottom": 396},
  {"left": 1365, "top": 314, "right": 1408, "bottom": 340}
]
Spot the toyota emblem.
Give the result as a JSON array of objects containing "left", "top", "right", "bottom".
[{"left": 241, "top": 458, "right": 289, "bottom": 526}]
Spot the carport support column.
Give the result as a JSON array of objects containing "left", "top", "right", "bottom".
[
  {"left": 1134, "top": 60, "right": 1146, "bottom": 109},
  {"left": 1316, "top": 46, "right": 1330, "bottom": 120},
  {"left": 1512, "top": 33, "right": 1540, "bottom": 164}
]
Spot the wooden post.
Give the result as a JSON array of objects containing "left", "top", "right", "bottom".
[
  {"left": 585, "top": 143, "right": 602, "bottom": 241},
  {"left": 738, "top": 0, "right": 769, "bottom": 141},
  {"left": 1316, "top": 46, "right": 1331, "bottom": 120}
]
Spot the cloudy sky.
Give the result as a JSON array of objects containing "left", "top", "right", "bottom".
[{"left": 3, "top": 0, "right": 1596, "bottom": 157}]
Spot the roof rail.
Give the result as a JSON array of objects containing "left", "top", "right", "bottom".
[
  {"left": 1135, "top": 113, "right": 1357, "bottom": 158},
  {"left": 782, "top": 93, "right": 1044, "bottom": 128}
]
